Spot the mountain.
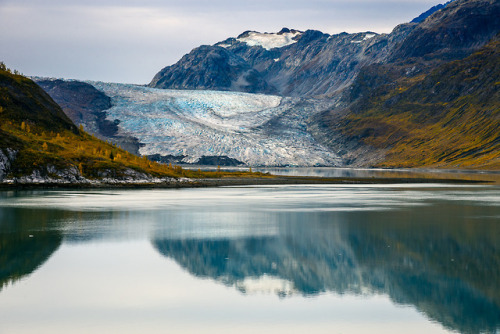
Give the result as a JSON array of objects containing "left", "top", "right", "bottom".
[
  {"left": 389, "top": 0, "right": 500, "bottom": 63},
  {"left": 149, "top": 26, "right": 415, "bottom": 97},
  {"left": 149, "top": 0, "right": 499, "bottom": 99},
  {"left": 306, "top": 0, "right": 500, "bottom": 169},
  {"left": 150, "top": 45, "right": 278, "bottom": 95}
]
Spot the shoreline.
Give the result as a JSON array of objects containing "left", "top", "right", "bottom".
[{"left": 0, "top": 175, "right": 495, "bottom": 190}]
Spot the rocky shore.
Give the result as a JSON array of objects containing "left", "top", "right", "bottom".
[{"left": 0, "top": 174, "right": 493, "bottom": 190}]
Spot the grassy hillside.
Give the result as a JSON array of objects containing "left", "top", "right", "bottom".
[
  {"left": 337, "top": 37, "right": 500, "bottom": 169},
  {"left": 0, "top": 67, "right": 260, "bottom": 181}
]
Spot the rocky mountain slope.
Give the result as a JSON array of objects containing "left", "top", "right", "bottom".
[
  {"left": 150, "top": 26, "right": 413, "bottom": 97},
  {"left": 150, "top": 45, "right": 278, "bottom": 95},
  {"left": 36, "top": 79, "right": 143, "bottom": 155},
  {"left": 410, "top": 0, "right": 455, "bottom": 23},
  {"left": 314, "top": 32, "right": 500, "bottom": 169},
  {"left": 389, "top": 0, "right": 500, "bottom": 63},
  {"left": 149, "top": 0, "right": 499, "bottom": 99}
]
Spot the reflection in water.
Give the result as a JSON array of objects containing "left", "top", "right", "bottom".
[
  {"left": 153, "top": 202, "right": 500, "bottom": 334},
  {"left": 0, "top": 186, "right": 499, "bottom": 333},
  {"left": 193, "top": 166, "right": 500, "bottom": 183},
  {"left": 0, "top": 208, "right": 62, "bottom": 291},
  {"left": 0, "top": 191, "right": 119, "bottom": 290},
  {"left": 254, "top": 166, "right": 500, "bottom": 180}
]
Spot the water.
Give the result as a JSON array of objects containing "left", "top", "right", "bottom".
[
  {"left": 189, "top": 166, "right": 500, "bottom": 183},
  {"left": 0, "top": 183, "right": 499, "bottom": 334}
]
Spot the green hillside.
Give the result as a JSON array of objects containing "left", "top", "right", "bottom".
[{"left": 338, "top": 37, "right": 500, "bottom": 169}]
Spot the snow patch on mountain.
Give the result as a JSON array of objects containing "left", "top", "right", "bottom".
[
  {"left": 351, "top": 33, "right": 378, "bottom": 44},
  {"left": 87, "top": 82, "right": 341, "bottom": 166},
  {"left": 363, "top": 33, "right": 376, "bottom": 40},
  {"left": 237, "top": 31, "right": 301, "bottom": 50}
]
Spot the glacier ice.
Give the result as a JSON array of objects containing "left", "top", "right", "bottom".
[
  {"left": 88, "top": 82, "right": 341, "bottom": 166},
  {"left": 236, "top": 31, "right": 301, "bottom": 50}
]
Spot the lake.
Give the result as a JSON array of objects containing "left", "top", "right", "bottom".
[{"left": 0, "top": 181, "right": 499, "bottom": 333}]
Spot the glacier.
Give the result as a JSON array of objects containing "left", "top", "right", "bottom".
[{"left": 88, "top": 82, "right": 342, "bottom": 166}]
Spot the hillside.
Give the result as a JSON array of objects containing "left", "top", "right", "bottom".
[
  {"left": 0, "top": 68, "right": 263, "bottom": 183},
  {"left": 317, "top": 36, "right": 500, "bottom": 169}
]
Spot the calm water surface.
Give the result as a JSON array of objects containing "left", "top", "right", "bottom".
[{"left": 0, "top": 183, "right": 499, "bottom": 334}]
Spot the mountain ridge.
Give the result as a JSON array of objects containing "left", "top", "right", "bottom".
[{"left": 149, "top": 0, "right": 499, "bottom": 99}]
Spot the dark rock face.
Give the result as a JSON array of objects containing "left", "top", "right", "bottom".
[
  {"left": 35, "top": 79, "right": 142, "bottom": 155},
  {"left": 147, "top": 154, "right": 186, "bottom": 165},
  {"left": 148, "top": 154, "right": 244, "bottom": 166},
  {"left": 150, "top": 46, "right": 278, "bottom": 95},
  {"left": 35, "top": 79, "right": 112, "bottom": 127},
  {"left": 390, "top": 0, "right": 500, "bottom": 62},
  {"left": 195, "top": 155, "right": 243, "bottom": 166}
]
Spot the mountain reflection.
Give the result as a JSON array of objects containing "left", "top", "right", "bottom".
[
  {"left": 152, "top": 203, "right": 500, "bottom": 334},
  {"left": 0, "top": 202, "right": 116, "bottom": 290},
  {"left": 0, "top": 208, "right": 62, "bottom": 291}
]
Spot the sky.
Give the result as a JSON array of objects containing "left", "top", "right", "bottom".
[{"left": 0, "top": 0, "right": 445, "bottom": 84}]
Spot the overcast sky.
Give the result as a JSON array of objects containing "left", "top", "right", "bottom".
[{"left": 0, "top": 0, "right": 444, "bottom": 84}]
